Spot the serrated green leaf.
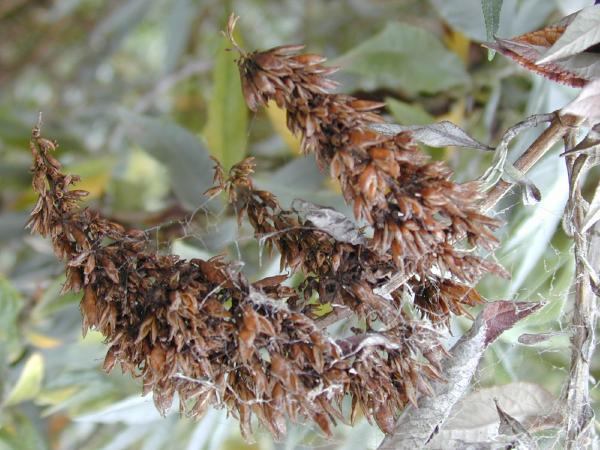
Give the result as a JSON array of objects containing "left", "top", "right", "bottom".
[
  {"left": 481, "top": 0, "right": 503, "bottom": 59},
  {"left": 335, "top": 22, "right": 469, "bottom": 94},
  {"left": 4, "top": 353, "right": 44, "bottom": 406},
  {"left": 119, "top": 111, "right": 216, "bottom": 211},
  {"left": 203, "top": 36, "right": 248, "bottom": 170}
]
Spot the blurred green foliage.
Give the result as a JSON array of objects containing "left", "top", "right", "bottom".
[{"left": 0, "top": 0, "right": 597, "bottom": 449}]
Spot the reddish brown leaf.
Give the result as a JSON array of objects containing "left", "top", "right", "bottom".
[
  {"left": 486, "top": 24, "right": 590, "bottom": 87},
  {"left": 313, "top": 412, "right": 333, "bottom": 436},
  {"left": 481, "top": 301, "right": 544, "bottom": 346},
  {"left": 101, "top": 256, "right": 120, "bottom": 284},
  {"left": 103, "top": 346, "right": 117, "bottom": 372}
]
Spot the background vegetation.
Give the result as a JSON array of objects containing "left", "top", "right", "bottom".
[{"left": 0, "top": 0, "right": 597, "bottom": 448}]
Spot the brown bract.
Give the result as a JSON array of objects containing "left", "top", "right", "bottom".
[{"left": 26, "top": 126, "right": 446, "bottom": 439}]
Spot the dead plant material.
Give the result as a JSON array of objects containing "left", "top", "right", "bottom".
[
  {"left": 27, "top": 125, "right": 446, "bottom": 439},
  {"left": 228, "top": 14, "right": 506, "bottom": 321}
]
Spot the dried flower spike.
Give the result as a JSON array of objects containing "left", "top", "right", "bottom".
[
  {"left": 27, "top": 127, "right": 446, "bottom": 439},
  {"left": 230, "top": 21, "right": 505, "bottom": 295}
]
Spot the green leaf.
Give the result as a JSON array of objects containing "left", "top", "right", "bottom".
[
  {"left": 110, "top": 147, "right": 170, "bottom": 213},
  {"left": 74, "top": 394, "right": 163, "bottom": 424},
  {"left": 203, "top": 36, "right": 248, "bottom": 170},
  {"left": 481, "top": 0, "right": 503, "bottom": 60},
  {"left": 65, "top": 156, "right": 116, "bottom": 200},
  {"left": 4, "top": 353, "right": 44, "bottom": 406},
  {"left": 0, "top": 277, "right": 24, "bottom": 405},
  {"left": 335, "top": 22, "right": 469, "bottom": 94},
  {"left": 386, "top": 98, "right": 435, "bottom": 125},
  {"left": 41, "top": 383, "right": 119, "bottom": 417},
  {"left": 163, "top": 0, "right": 198, "bottom": 74},
  {"left": 0, "top": 277, "right": 23, "bottom": 362},
  {"left": 430, "top": 0, "right": 554, "bottom": 43},
  {"left": 119, "top": 111, "right": 216, "bottom": 211},
  {"left": 0, "top": 412, "right": 48, "bottom": 450},
  {"left": 32, "top": 275, "right": 81, "bottom": 319}
]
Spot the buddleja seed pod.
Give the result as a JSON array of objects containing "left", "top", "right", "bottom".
[
  {"left": 228, "top": 16, "right": 504, "bottom": 282},
  {"left": 207, "top": 158, "right": 490, "bottom": 328},
  {"left": 226, "top": 14, "right": 506, "bottom": 320},
  {"left": 27, "top": 126, "right": 446, "bottom": 440}
]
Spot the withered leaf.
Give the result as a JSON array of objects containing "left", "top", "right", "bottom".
[
  {"left": 370, "top": 121, "right": 492, "bottom": 151},
  {"left": 80, "top": 284, "right": 98, "bottom": 333},
  {"left": 485, "top": 14, "right": 600, "bottom": 88},
  {"left": 561, "top": 79, "right": 600, "bottom": 124},
  {"left": 537, "top": 6, "right": 600, "bottom": 64},
  {"left": 518, "top": 331, "right": 563, "bottom": 345},
  {"left": 149, "top": 346, "right": 166, "bottom": 371},
  {"left": 292, "top": 199, "right": 365, "bottom": 245},
  {"left": 481, "top": 301, "right": 544, "bottom": 346},
  {"left": 495, "top": 399, "right": 532, "bottom": 439}
]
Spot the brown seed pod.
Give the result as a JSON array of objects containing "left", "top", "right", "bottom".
[{"left": 27, "top": 127, "right": 446, "bottom": 440}]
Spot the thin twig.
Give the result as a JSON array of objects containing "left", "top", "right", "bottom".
[
  {"left": 482, "top": 113, "right": 582, "bottom": 212},
  {"left": 480, "top": 112, "right": 555, "bottom": 189},
  {"left": 378, "top": 301, "right": 542, "bottom": 449}
]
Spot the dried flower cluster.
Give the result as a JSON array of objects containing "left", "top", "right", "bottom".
[
  {"left": 27, "top": 125, "right": 447, "bottom": 438},
  {"left": 26, "top": 16, "right": 510, "bottom": 441},
  {"left": 228, "top": 15, "right": 506, "bottom": 320},
  {"left": 208, "top": 157, "right": 400, "bottom": 323},
  {"left": 210, "top": 157, "right": 485, "bottom": 327}
]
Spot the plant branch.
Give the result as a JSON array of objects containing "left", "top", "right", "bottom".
[
  {"left": 375, "top": 113, "right": 585, "bottom": 448},
  {"left": 317, "top": 113, "right": 580, "bottom": 329},
  {"left": 378, "top": 301, "right": 542, "bottom": 449},
  {"left": 563, "top": 130, "right": 599, "bottom": 449},
  {"left": 481, "top": 113, "right": 582, "bottom": 212},
  {"left": 378, "top": 316, "right": 487, "bottom": 449}
]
